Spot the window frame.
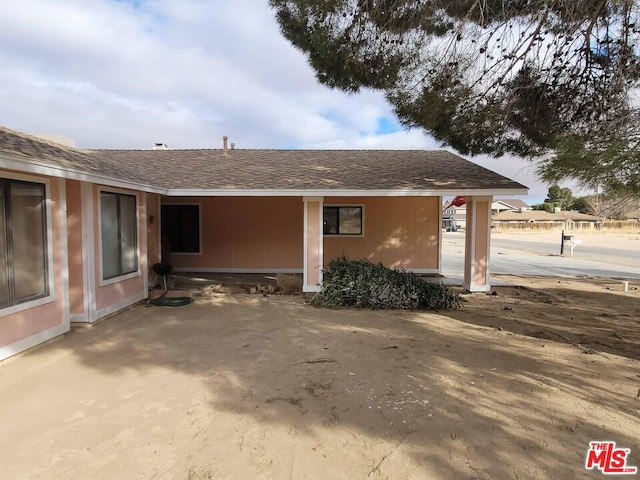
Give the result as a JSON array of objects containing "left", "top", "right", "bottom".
[
  {"left": 160, "top": 203, "right": 202, "bottom": 255},
  {"left": 98, "top": 189, "right": 140, "bottom": 285},
  {"left": 323, "top": 205, "right": 365, "bottom": 237},
  {"left": 0, "top": 173, "right": 54, "bottom": 316}
]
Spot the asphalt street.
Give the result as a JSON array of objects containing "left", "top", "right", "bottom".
[{"left": 441, "top": 232, "right": 640, "bottom": 283}]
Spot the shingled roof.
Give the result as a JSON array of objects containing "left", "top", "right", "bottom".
[
  {"left": 493, "top": 198, "right": 532, "bottom": 210},
  {"left": 0, "top": 126, "right": 148, "bottom": 185},
  {"left": 1, "top": 126, "right": 528, "bottom": 195}
]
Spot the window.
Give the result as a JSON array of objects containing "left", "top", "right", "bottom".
[
  {"left": 0, "top": 179, "right": 48, "bottom": 307},
  {"left": 161, "top": 204, "right": 200, "bottom": 253},
  {"left": 101, "top": 192, "right": 138, "bottom": 279},
  {"left": 323, "top": 206, "right": 363, "bottom": 235}
]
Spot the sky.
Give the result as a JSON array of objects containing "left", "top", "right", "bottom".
[{"left": 0, "top": 0, "right": 576, "bottom": 202}]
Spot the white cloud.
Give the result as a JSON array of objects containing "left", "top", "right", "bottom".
[{"left": 0, "top": 0, "right": 574, "bottom": 200}]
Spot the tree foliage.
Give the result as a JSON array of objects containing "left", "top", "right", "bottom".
[
  {"left": 577, "top": 191, "right": 640, "bottom": 217},
  {"left": 532, "top": 184, "right": 575, "bottom": 211},
  {"left": 545, "top": 184, "right": 574, "bottom": 209},
  {"left": 532, "top": 185, "right": 640, "bottom": 216},
  {"left": 538, "top": 131, "right": 640, "bottom": 196},
  {"left": 271, "top": 0, "right": 640, "bottom": 192}
]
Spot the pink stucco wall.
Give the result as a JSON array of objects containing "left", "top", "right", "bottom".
[
  {"left": 464, "top": 201, "right": 474, "bottom": 283},
  {"left": 0, "top": 174, "right": 66, "bottom": 348},
  {"left": 66, "top": 179, "right": 84, "bottom": 314},
  {"left": 463, "top": 197, "right": 491, "bottom": 290},
  {"left": 323, "top": 196, "right": 441, "bottom": 270},
  {"left": 93, "top": 186, "right": 147, "bottom": 311},
  {"left": 162, "top": 196, "right": 440, "bottom": 272},
  {"left": 164, "top": 197, "right": 304, "bottom": 270},
  {"left": 473, "top": 200, "right": 490, "bottom": 285},
  {"left": 305, "top": 200, "right": 322, "bottom": 287},
  {"left": 147, "top": 194, "right": 161, "bottom": 267}
]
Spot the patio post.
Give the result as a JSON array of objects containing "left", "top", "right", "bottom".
[
  {"left": 463, "top": 195, "right": 493, "bottom": 292},
  {"left": 303, "top": 196, "right": 324, "bottom": 293}
]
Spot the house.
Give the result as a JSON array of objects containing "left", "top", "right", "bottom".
[
  {"left": 443, "top": 197, "right": 531, "bottom": 230},
  {"left": 491, "top": 198, "right": 531, "bottom": 215},
  {"left": 492, "top": 209, "right": 601, "bottom": 230},
  {"left": 442, "top": 200, "right": 466, "bottom": 230},
  {"left": 0, "top": 126, "right": 527, "bottom": 361}
]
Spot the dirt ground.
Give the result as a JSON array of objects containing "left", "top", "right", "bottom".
[{"left": 1, "top": 276, "right": 639, "bottom": 479}]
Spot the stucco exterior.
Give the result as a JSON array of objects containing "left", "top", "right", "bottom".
[
  {"left": 463, "top": 197, "right": 492, "bottom": 292},
  {"left": 93, "top": 185, "right": 148, "bottom": 318},
  {"left": 0, "top": 171, "right": 69, "bottom": 360},
  {"left": 303, "top": 197, "right": 323, "bottom": 292},
  {"left": 161, "top": 196, "right": 442, "bottom": 275},
  {"left": 323, "top": 196, "right": 441, "bottom": 272},
  {"left": 147, "top": 193, "right": 161, "bottom": 267},
  {"left": 0, "top": 126, "right": 527, "bottom": 360},
  {"left": 66, "top": 179, "right": 84, "bottom": 315},
  {"left": 0, "top": 173, "right": 153, "bottom": 360},
  {"left": 163, "top": 197, "right": 304, "bottom": 271}
]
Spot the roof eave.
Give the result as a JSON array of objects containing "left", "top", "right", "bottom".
[
  {"left": 0, "top": 154, "right": 168, "bottom": 195},
  {"left": 164, "top": 187, "right": 529, "bottom": 197},
  {"left": 0, "top": 152, "right": 529, "bottom": 197}
]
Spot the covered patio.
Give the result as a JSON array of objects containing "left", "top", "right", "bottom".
[
  {"left": 140, "top": 149, "right": 527, "bottom": 294},
  {"left": 0, "top": 125, "right": 526, "bottom": 362}
]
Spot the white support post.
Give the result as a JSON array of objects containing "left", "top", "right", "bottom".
[
  {"left": 303, "top": 197, "right": 324, "bottom": 293},
  {"left": 80, "top": 182, "right": 97, "bottom": 322},
  {"left": 463, "top": 196, "right": 493, "bottom": 292}
]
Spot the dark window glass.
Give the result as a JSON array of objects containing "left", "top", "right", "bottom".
[
  {"left": 0, "top": 189, "right": 8, "bottom": 306},
  {"left": 161, "top": 204, "right": 200, "bottom": 253},
  {"left": 0, "top": 179, "right": 48, "bottom": 307},
  {"left": 101, "top": 192, "right": 138, "bottom": 279},
  {"left": 323, "top": 206, "right": 363, "bottom": 235}
]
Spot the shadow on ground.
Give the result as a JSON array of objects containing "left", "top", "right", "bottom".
[
  {"left": 451, "top": 276, "right": 640, "bottom": 361},
  {"left": 14, "top": 281, "right": 638, "bottom": 479}
]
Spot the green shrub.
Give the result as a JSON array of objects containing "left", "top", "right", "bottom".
[{"left": 311, "top": 257, "right": 460, "bottom": 310}]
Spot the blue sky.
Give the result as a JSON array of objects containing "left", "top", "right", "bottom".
[{"left": 0, "top": 0, "right": 571, "bottom": 201}]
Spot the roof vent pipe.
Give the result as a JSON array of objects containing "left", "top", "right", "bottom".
[
  {"left": 230, "top": 142, "right": 235, "bottom": 150},
  {"left": 223, "top": 136, "right": 228, "bottom": 155}
]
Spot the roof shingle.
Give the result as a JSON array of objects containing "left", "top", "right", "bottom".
[{"left": 0, "top": 126, "right": 528, "bottom": 194}]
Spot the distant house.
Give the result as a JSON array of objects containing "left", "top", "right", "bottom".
[
  {"left": 491, "top": 198, "right": 531, "bottom": 215},
  {"left": 443, "top": 197, "right": 530, "bottom": 230},
  {"left": 0, "top": 125, "right": 527, "bottom": 361},
  {"left": 493, "top": 209, "right": 601, "bottom": 230},
  {"left": 442, "top": 200, "right": 466, "bottom": 230}
]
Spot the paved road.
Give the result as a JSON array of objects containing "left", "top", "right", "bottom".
[
  {"left": 441, "top": 232, "right": 640, "bottom": 281},
  {"left": 489, "top": 235, "right": 640, "bottom": 268}
]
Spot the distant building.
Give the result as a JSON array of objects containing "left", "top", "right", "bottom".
[
  {"left": 443, "top": 198, "right": 531, "bottom": 230},
  {"left": 491, "top": 198, "right": 532, "bottom": 215},
  {"left": 442, "top": 200, "right": 466, "bottom": 230},
  {"left": 493, "top": 210, "right": 601, "bottom": 230}
]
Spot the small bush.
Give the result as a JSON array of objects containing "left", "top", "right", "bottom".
[{"left": 311, "top": 257, "right": 460, "bottom": 310}]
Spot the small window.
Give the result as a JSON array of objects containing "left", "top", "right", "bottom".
[
  {"left": 323, "top": 206, "right": 363, "bottom": 235},
  {"left": 101, "top": 192, "right": 138, "bottom": 280},
  {"left": 0, "top": 179, "right": 49, "bottom": 307},
  {"left": 161, "top": 204, "right": 200, "bottom": 253}
]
